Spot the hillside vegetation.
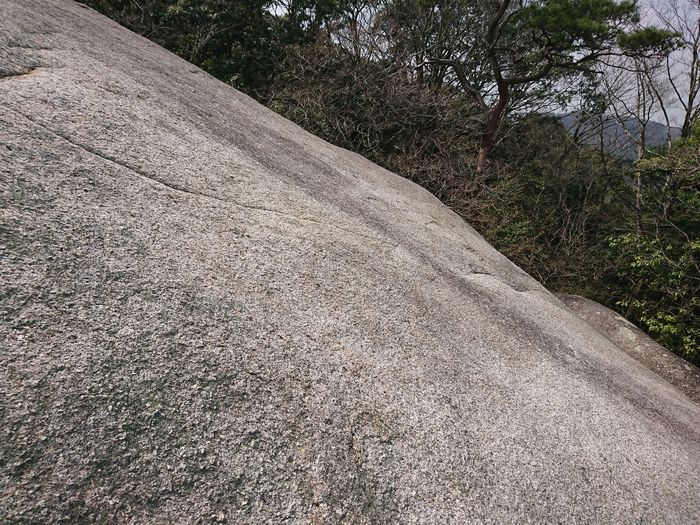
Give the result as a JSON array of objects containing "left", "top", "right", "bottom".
[{"left": 86, "top": 0, "right": 699, "bottom": 364}]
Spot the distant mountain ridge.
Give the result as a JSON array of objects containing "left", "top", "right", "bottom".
[{"left": 559, "top": 112, "right": 682, "bottom": 160}]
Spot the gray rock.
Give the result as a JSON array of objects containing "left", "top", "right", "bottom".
[
  {"left": 558, "top": 293, "right": 700, "bottom": 405},
  {"left": 0, "top": 1, "right": 698, "bottom": 523}
]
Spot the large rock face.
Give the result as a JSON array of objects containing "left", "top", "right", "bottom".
[
  {"left": 1, "top": 1, "right": 698, "bottom": 523},
  {"left": 558, "top": 294, "right": 700, "bottom": 405}
]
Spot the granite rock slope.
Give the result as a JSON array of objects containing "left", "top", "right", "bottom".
[
  {"left": 558, "top": 293, "right": 700, "bottom": 405},
  {"left": 1, "top": 1, "right": 699, "bottom": 523}
]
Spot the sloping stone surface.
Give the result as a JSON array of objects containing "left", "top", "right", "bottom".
[
  {"left": 1, "top": 1, "right": 698, "bottom": 523},
  {"left": 558, "top": 293, "right": 700, "bottom": 405}
]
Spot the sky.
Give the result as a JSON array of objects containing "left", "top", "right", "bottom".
[{"left": 639, "top": 0, "right": 699, "bottom": 128}]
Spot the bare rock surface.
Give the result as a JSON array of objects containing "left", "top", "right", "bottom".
[
  {"left": 558, "top": 293, "right": 700, "bottom": 405},
  {"left": 1, "top": 1, "right": 698, "bottom": 523}
]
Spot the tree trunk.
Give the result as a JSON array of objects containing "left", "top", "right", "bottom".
[{"left": 476, "top": 88, "right": 509, "bottom": 173}]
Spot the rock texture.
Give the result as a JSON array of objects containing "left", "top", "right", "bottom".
[
  {"left": 1, "top": 1, "right": 698, "bottom": 523},
  {"left": 558, "top": 293, "right": 700, "bottom": 405}
]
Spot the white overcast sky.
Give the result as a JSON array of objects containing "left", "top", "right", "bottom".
[{"left": 640, "top": 0, "right": 699, "bottom": 127}]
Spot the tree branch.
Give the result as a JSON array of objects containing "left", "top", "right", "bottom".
[{"left": 419, "top": 58, "right": 487, "bottom": 110}]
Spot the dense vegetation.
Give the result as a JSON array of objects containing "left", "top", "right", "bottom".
[{"left": 86, "top": 0, "right": 699, "bottom": 364}]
